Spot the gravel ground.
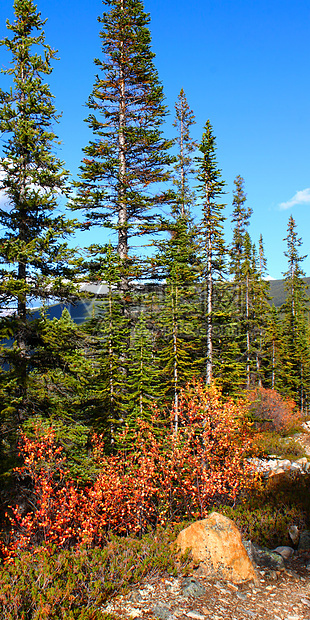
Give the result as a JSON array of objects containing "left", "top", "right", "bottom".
[{"left": 101, "top": 553, "right": 310, "bottom": 620}]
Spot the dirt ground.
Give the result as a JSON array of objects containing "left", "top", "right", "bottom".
[{"left": 101, "top": 552, "right": 310, "bottom": 620}]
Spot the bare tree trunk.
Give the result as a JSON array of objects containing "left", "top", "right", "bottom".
[
  {"left": 271, "top": 338, "right": 275, "bottom": 389},
  {"left": 206, "top": 226, "right": 213, "bottom": 386},
  {"left": 173, "top": 285, "right": 179, "bottom": 432},
  {"left": 118, "top": 0, "right": 128, "bottom": 296},
  {"left": 180, "top": 100, "right": 185, "bottom": 217},
  {"left": 246, "top": 272, "right": 250, "bottom": 389}
]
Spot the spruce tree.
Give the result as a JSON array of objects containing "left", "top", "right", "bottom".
[
  {"left": 229, "top": 175, "right": 252, "bottom": 314},
  {"left": 0, "top": 0, "right": 75, "bottom": 449},
  {"left": 73, "top": 0, "right": 173, "bottom": 296},
  {"left": 252, "top": 234, "right": 270, "bottom": 387},
  {"left": 196, "top": 121, "right": 226, "bottom": 385},
  {"left": 172, "top": 88, "right": 197, "bottom": 217},
  {"left": 281, "top": 216, "right": 310, "bottom": 410},
  {"left": 81, "top": 243, "right": 130, "bottom": 442}
]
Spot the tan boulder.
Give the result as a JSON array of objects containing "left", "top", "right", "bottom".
[{"left": 176, "top": 512, "right": 257, "bottom": 583}]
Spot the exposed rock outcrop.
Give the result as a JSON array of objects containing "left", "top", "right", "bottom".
[{"left": 176, "top": 512, "right": 257, "bottom": 584}]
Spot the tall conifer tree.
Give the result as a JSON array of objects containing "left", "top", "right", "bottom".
[
  {"left": 196, "top": 121, "right": 226, "bottom": 385},
  {"left": 172, "top": 88, "right": 197, "bottom": 218},
  {"left": 74, "top": 0, "right": 173, "bottom": 296},
  {"left": 281, "top": 216, "right": 310, "bottom": 410},
  {"left": 0, "top": 0, "right": 75, "bottom": 437}
]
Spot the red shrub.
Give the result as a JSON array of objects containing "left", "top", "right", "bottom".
[
  {"left": 1, "top": 382, "right": 255, "bottom": 560},
  {"left": 246, "top": 387, "right": 299, "bottom": 433}
]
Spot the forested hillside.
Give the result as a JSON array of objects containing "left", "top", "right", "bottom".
[{"left": 0, "top": 0, "right": 310, "bottom": 583}]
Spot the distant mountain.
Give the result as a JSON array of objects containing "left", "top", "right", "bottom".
[{"left": 268, "top": 277, "right": 310, "bottom": 307}]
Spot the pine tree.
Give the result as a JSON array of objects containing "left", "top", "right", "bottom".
[
  {"left": 153, "top": 216, "right": 201, "bottom": 429},
  {"left": 229, "top": 175, "right": 252, "bottom": 314},
  {"left": 265, "top": 304, "right": 282, "bottom": 390},
  {"left": 81, "top": 243, "right": 130, "bottom": 442},
  {"left": 73, "top": 0, "right": 173, "bottom": 296},
  {"left": 125, "top": 311, "right": 162, "bottom": 427},
  {"left": 281, "top": 216, "right": 310, "bottom": 410},
  {"left": 252, "top": 234, "right": 270, "bottom": 387},
  {"left": 196, "top": 121, "right": 226, "bottom": 385},
  {"left": 172, "top": 88, "right": 197, "bottom": 217},
  {"left": 0, "top": 0, "right": 76, "bottom": 449}
]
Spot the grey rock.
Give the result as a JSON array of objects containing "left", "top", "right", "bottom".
[
  {"left": 129, "top": 591, "right": 143, "bottom": 602},
  {"left": 152, "top": 604, "right": 173, "bottom": 620},
  {"left": 298, "top": 530, "right": 310, "bottom": 551},
  {"left": 289, "top": 525, "right": 300, "bottom": 546},
  {"left": 290, "top": 462, "right": 302, "bottom": 472},
  {"left": 278, "top": 459, "right": 292, "bottom": 470},
  {"left": 180, "top": 577, "right": 206, "bottom": 598},
  {"left": 273, "top": 546, "right": 294, "bottom": 560},
  {"left": 243, "top": 540, "right": 285, "bottom": 570}
]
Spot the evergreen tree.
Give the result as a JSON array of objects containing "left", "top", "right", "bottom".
[
  {"left": 196, "top": 121, "right": 226, "bottom": 385},
  {"left": 81, "top": 243, "right": 130, "bottom": 442},
  {"left": 229, "top": 175, "right": 252, "bottom": 314},
  {"left": 265, "top": 304, "right": 282, "bottom": 390},
  {"left": 73, "top": 0, "right": 173, "bottom": 296},
  {"left": 125, "top": 311, "right": 162, "bottom": 429},
  {"left": 280, "top": 216, "right": 310, "bottom": 410},
  {"left": 0, "top": 0, "right": 76, "bottom": 457},
  {"left": 172, "top": 88, "right": 197, "bottom": 217},
  {"left": 252, "top": 234, "right": 270, "bottom": 387},
  {"left": 154, "top": 216, "right": 201, "bottom": 429}
]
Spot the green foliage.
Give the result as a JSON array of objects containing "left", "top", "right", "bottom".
[
  {"left": 0, "top": 0, "right": 77, "bottom": 472},
  {"left": 195, "top": 120, "right": 226, "bottom": 385},
  {"left": 253, "top": 431, "right": 304, "bottom": 461},
  {"left": 221, "top": 472, "right": 310, "bottom": 548},
  {"left": 280, "top": 216, "right": 310, "bottom": 408},
  {"left": 73, "top": 0, "right": 174, "bottom": 276},
  {"left": 0, "top": 528, "right": 189, "bottom": 619}
]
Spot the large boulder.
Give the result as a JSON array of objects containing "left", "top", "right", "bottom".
[{"left": 176, "top": 512, "right": 257, "bottom": 584}]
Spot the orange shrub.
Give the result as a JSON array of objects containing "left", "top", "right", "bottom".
[
  {"left": 246, "top": 387, "right": 300, "bottom": 433},
  {"left": 1, "top": 382, "right": 255, "bottom": 560}
]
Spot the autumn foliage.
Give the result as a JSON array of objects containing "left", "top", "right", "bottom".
[
  {"left": 1, "top": 383, "right": 255, "bottom": 560},
  {"left": 246, "top": 387, "right": 300, "bottom": 433}
]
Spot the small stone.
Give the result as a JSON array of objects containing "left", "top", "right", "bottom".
[
  {"left": 187, "top": 612, "right": 205, "bottom": 620},
  {"left": 273, "top": 546, "right": 294, "bottom": 560},
  {"left": 227, "top": 582, "right": 238, "bottom": 591},
  {"left": 151, "top": 604, "right": 172, "bottom": 620},
  {"left": 301, "top": 598, "right": 310, "bottom": 607},
  {"left": 127, "top": 609, "right": 142, "bottom": 619},
  {"left": 181, "top": 577, "right": 206, "bottom": 598},
  {"left": 236, "top": 591, "right": 247, "bottom": 600}
]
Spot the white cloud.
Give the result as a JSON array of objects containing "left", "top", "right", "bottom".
[{"left": 279, "top": 188, "right": 310, "bottom": 210}]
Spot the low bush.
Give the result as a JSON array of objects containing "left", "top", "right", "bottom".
[
  {"left": 253, "top": 431, "right": 305, "bottom": 460},
  {"left": 221, "top": 472, "right": 310, "bottom": 548},
  {"left": 0, "top": 527, "right": 189, "bottom": 619}
]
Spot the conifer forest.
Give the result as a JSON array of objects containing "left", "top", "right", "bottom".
[{"left": 0, "top": 0, "right": 310, "bottom": 568}]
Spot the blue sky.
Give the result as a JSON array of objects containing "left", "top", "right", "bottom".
[{"left": 1, "top": 0, "right": 310, "bottom": 278}]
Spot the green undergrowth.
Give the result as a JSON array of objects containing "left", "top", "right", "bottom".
[
  {"left": 0, "top": 526, "right": 190, "bottom": 620},
  {"left": 253, "top": 430, "right": 305, "bottom": 461},
  {"left": 221, "top": 472, "right": 310, "bottom": 548}
]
